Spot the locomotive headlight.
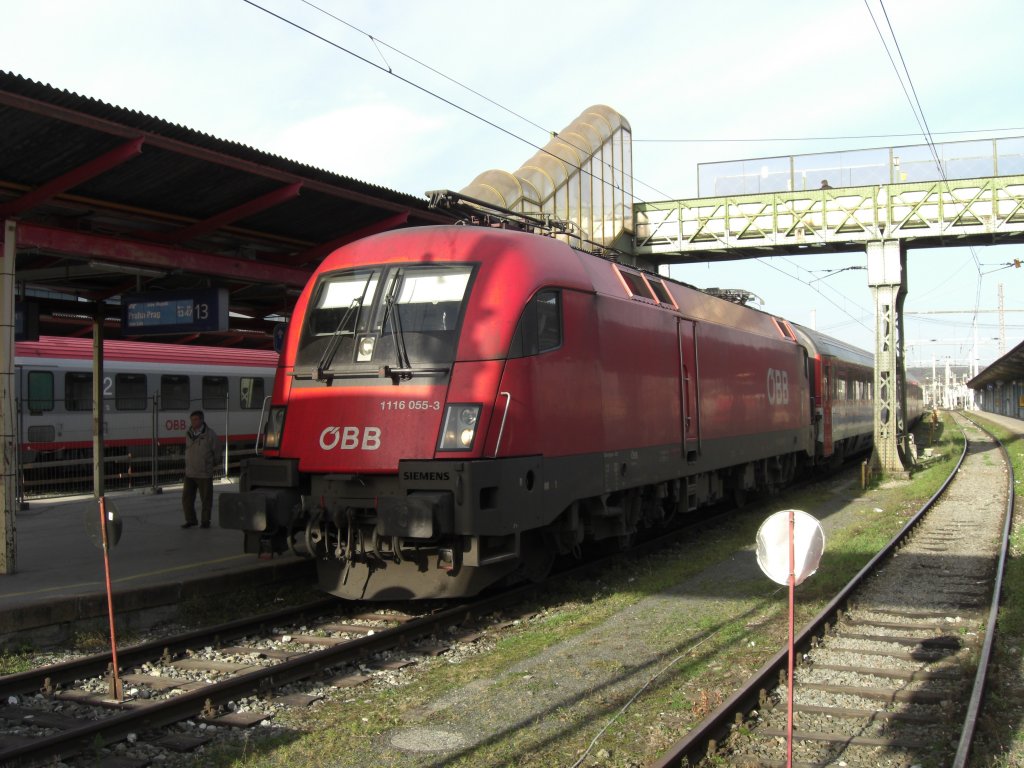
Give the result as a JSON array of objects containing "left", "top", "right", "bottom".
[
  {"left": 263, "top": 406, "right": 287, "bottom": 450},
  {"left": 438, "top": 404, "right": 481, "bottom": 451}
]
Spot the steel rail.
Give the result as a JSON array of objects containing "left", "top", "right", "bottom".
[
  {"left": 0, "top": 598, "right": 337, "bottom": 700},
  {"left": 0, "top": 578, "right": 552, "bottom": 767},
  {"left": 651, "top": 421, "right": 971, "bottom": 768},
  {"left": 951, "top": 415, "right": 1016, "bottom": 767},
  {"left": 1, "top": 503, "right": 732, "bottom": 706}
]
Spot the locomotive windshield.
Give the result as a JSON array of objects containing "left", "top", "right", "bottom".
[{"left": 295, "top": 264, "right": 474, "bottom": 380}]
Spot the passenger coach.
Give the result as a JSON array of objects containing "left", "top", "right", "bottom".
[{"left": 15, "top": 337, "right": 277, "bottom": 493}]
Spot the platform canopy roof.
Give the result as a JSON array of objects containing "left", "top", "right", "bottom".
[
  {"left": 968, "top": 338, "right": 1024, "bottom": 389},
  {"left": 0, "top": 71, "right": 453, "bottom": 348}
]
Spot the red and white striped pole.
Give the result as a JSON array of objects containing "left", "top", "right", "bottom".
[
  {"left": 787, "top": 508, "right": 795, "bottom": 768},
  {"left": 99, "top": 496, "right": 123, "bottom": 702}
]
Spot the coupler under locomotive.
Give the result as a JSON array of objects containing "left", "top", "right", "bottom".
[{"left": 219, "top": 456, "right": 559, "bottom": 600}]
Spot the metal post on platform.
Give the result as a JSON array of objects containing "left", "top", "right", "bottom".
[
  {"left": 98, "top": 495, "right": 123, "bottom": 702},
  {"left": 92, "top": 303, "right": 105, "bottom": 499},
  {"left": 867, "top": 239, "right": 911, "bottom": 476},
  {"left": 0, "top": 219, "right": 17, "bottom": 574},
  {"left": 223, "top": 391, "right": 230, "bottom": 478},
  {"left": 147, "top": 393, "right": 161, "bottom": 495}
]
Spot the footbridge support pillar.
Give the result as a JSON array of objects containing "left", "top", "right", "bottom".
[{"left": 867, "top": 239, "right": 912, "bottom": 476}]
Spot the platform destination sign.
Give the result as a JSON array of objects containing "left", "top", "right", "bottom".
[
  {"left": 122, "top": 288, "right": 229, "bottom": 336},
  {"left": 15, "top": 301, "right": 40, "bottom": 342}
]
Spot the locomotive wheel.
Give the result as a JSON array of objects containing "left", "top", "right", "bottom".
[
  {"left": 518, "top": 531, "right": 556, "bottom": 583},
  {"left": 732, "top": 486, "right": 748, "bottom": 509}
]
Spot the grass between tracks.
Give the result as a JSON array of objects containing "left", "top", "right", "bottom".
[
  {"left": 0, "top": 580, "right": 324, "bottom": 676},
  {"left": 174, "top": 415, "right": 972, "bottom": 768},
  {"left": 961, "top": 414, "right": 1024, "bottom": 768}
]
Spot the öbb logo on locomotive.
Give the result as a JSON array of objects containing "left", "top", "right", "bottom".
[
  {"left": 318, "top": 425, "right": 382, "bottom": 451},
  {"left": 767, "top": 368, "right": 790, "bottom": 405}
]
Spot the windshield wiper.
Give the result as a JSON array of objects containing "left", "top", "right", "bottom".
[
  {"left": 379, "top": 364, "right": 451, "bottom": 384},
  {"left": 382, "top": 297, "right": 412, "bottom": 374},
  {"left": 314, "top": 298, "right": 360, "bottom": 381},
  {"left": 378, "top": 274, "right": 415, "bottom": 385},
  {"left": 378, "top": 292, "right": 449, "bottom": 384},
  {"left": 309, "top": 273, "right": 379, "bottom": 381}
]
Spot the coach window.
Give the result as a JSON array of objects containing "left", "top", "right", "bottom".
[
  {"left": 508, "top": 290, "right": 562, "bottom": 358},
  {"left": 160, "top": 375, "right": 190, "bottom": 410},
  {"left": 27, "top": 371, "right": 54, "bottom": 412},
  {"left": 65, "top": 372, "right": 92, "bottom": 411},
  {"left": 202, "top": 376, "right": 229, "bottom": 410},
  {"left": 115, "top": 373, "right": 148, "bottom": 411},
  {"left": 240, "top": 377, "right": 265, "bottom": 409}
]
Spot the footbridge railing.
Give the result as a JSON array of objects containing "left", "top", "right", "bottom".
[{"left": 634, "top": 175, "right": 1024, "bottom": 260}]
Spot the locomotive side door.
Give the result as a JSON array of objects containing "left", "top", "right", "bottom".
[
  {"left": 677, "top": 319, "right": 699, "bottom": 462},
  {"left": 821, "top": 355, "right": 834, "bottom": 457}
]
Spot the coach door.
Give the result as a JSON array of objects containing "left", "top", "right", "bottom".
[
  {"left": 678, "top": 319, "right": 700, "bottom": 462},
  {"left": 821, "top": 355, "right": 834, "bottom": 457}
]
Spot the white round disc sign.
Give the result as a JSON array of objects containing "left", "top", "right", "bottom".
[{"left": 755, "top": 509, "right": 825, "bottom": 586}]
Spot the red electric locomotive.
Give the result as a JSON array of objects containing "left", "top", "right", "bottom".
[{"left": 221, "top": 225, "right": 870, "bottom": 600}]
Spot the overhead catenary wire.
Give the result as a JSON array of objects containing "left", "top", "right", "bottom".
[
  {"left": 864, "top": 0, "right": 941, "bottom": 172},
  {"left": 634, "top": 125, "right": 1024, "bottom": 143},
  {"left": 243, "top": 0, "right": 674, "bottom": 202},
  {"left": 756, "top": 258, "right": 874, "bottom": 335},
  {"left": 864, "top": 0, "right": 985, "bottom": 346}
]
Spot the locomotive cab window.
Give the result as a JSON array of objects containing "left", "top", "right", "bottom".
[
  {"left": 160, "top": 375, "right": 190, "bottom": 410},
  {"left": 65, "top": 372, "right": 92, "bottom": 411},
  {"left": 296, "top": 264, "right": 474, "bottom": 376},
  {"left": 27, "top": 371, "right": 54, "bottom": 412},
  {"left": 307, "top": 269, "right": 381, "bottom": 338},
  {"left": 115, "top": 373, "right": 148, "bottom": 411},
  {"left": 509, "top": 290, "right": 562, "bottom": 358},
  {"left": 202, "top": 376, "right": 229, "bottom": 410}
]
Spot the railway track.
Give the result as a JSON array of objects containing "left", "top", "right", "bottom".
[
  {"left": 654, "top": 412, "right": 1014, "bottom": 767},
  {"left": 0, "top": 591, "right": 535, "bottom": 767},
  {"left": 1, "top": 447, "right": 958, "bottom": 767},
  {"left": 0, "top": 505, "right": 729, "bottom": 768}
]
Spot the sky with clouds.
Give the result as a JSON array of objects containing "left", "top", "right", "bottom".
[{"left": 3, "top": 0, "right": 1023, "bottom": 371}]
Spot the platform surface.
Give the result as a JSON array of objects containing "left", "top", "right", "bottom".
[
  {"left": 0, "top": 479, "right": 310, "bottom": 637},
  {"left": 970, "top": 410, "right": 1024, "bottom": 437}
]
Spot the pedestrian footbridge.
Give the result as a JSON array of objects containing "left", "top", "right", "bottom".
[{"left": 633, "top": 174, "right": 1024, "bottom": 260}]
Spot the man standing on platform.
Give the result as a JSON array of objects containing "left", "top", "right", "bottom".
[{"left": 182, "top": 410, "right": 221, "bottom": 529}]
